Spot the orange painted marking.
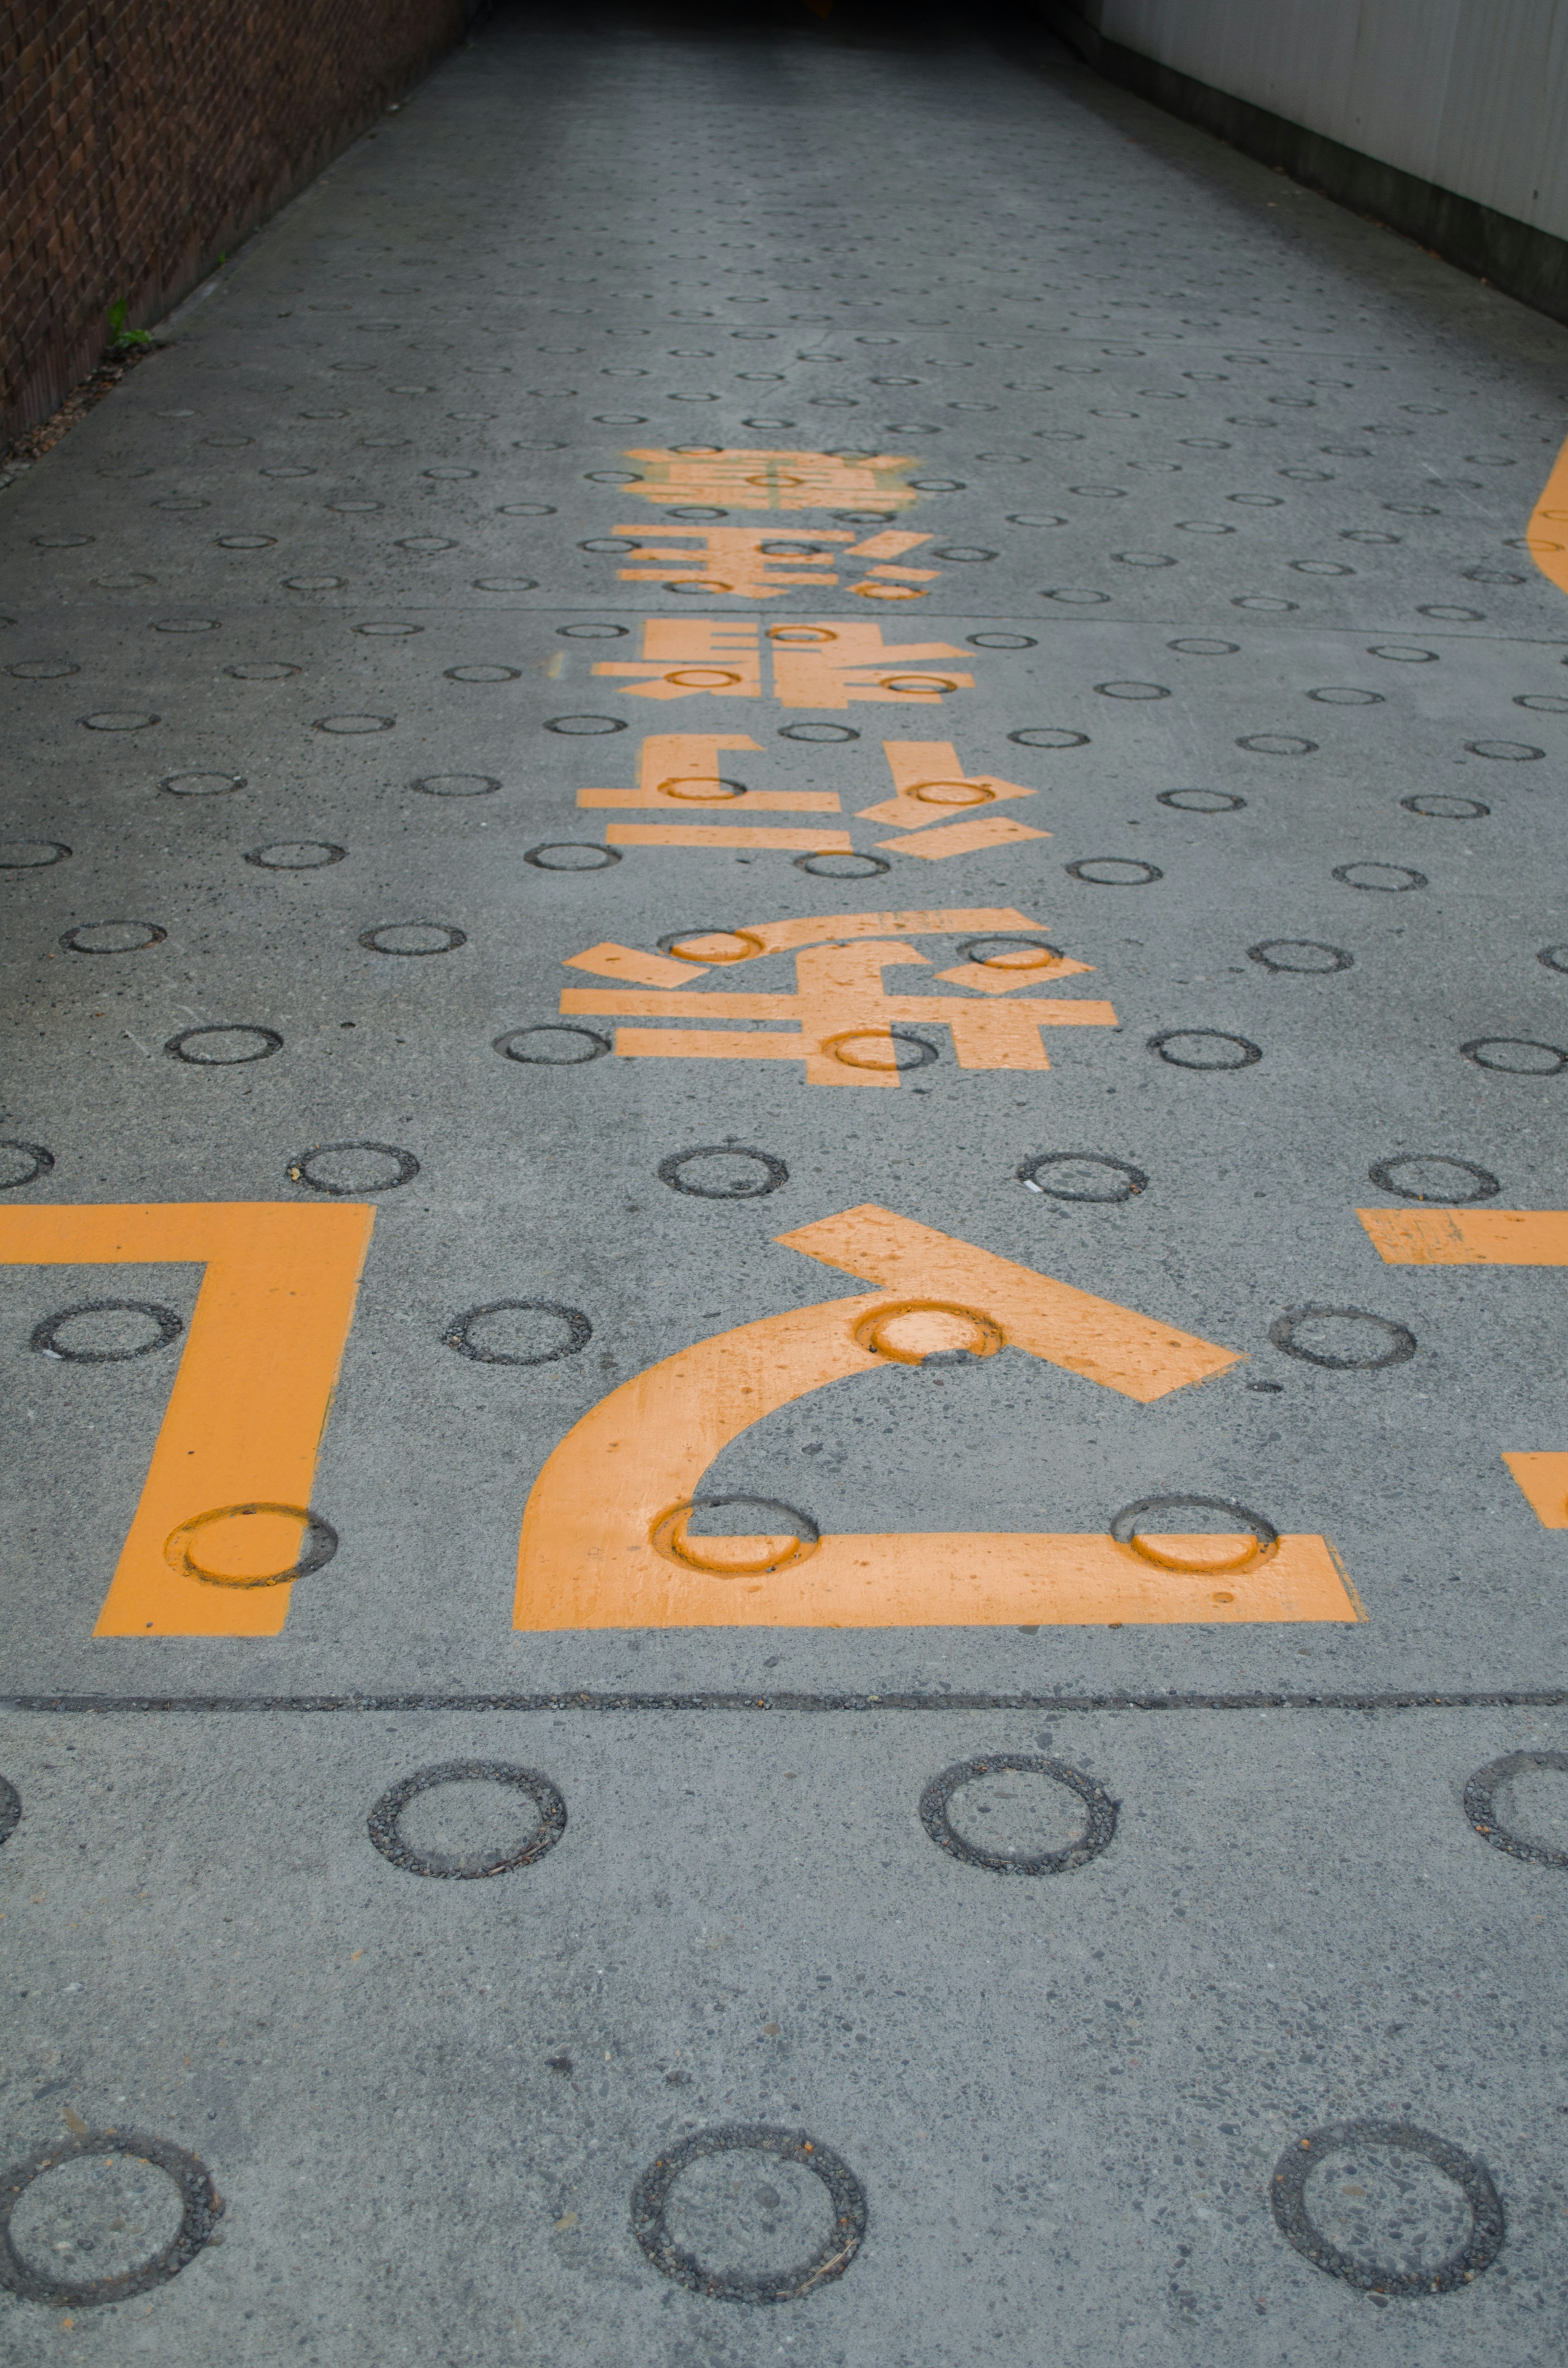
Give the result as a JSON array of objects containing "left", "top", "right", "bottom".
[
  {"left": 624, "top": 448, "right": 919, "bottom": 510},
  {"left": 513, "top": 1206, "right": 1356, "bottom": 1630},
  {"left": 593, "top": 620, "right": 762, "bottom": 701},
  {"left": 1502, "top": 1455, "right": 1568, "bottom": 1528},
  {"left": 1360, "top": 1204, "right": 1568, "bottom": 1529},
  {"left": 1528, "top": 430, "right": 1568, "bottom": 599},
  {"left": 562, "top": 939, "right": 1118, "bottom": 1083},
  {"left": 633, "top": 905, "right": 1049, "bottom": 965},
  {"left": 768, "top": 622, "right": 974, "bottom": 709},
  {"left": 606, "top": 825, "right": 853, "bottom": 851},
  {"left": 0, "top": 1203, "right": 372, "bottom": 1635},
  {"left": 575, "top": 731, "right": 840, "bottom": 814},
  {"left": 856, "top": 740, "right": 1040, "bottom": 832},
  {"left": 880, "top": 814, "right": 1050, "bottom": 860},
  {"left": 934, "top": 955, "right": 1094, "bottom": 993},
  {"left": 563, "top": 942, "right": 708, "bottom": 987},
  {"left": 1359, "top": 1208, "right": 1568, "bottom": 1264}
]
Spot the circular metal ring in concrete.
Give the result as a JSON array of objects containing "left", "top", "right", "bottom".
[
  {"left": 1158, "top": 789, "right": 1244, "bottom": 812},
  {"left": 60, "top": 922, "right": 166, "bottom": 954},
  {"left": 1248, "top": 941, "right": 1353, "bottom": 974},
  {"left": 1065, "top": 858, "right": 1163, "bottom": 886},
  {"left": 0, "top": 1142, "right": 54, "bottom": 1191},
  {"left": 778, "top": 723, "right": 859, "bottom": 743},
  {"left": 824, "top": 1029, "right": 936, "bottom": 1072},
  {"left": 1270, "top": 2120, "right": 1504, "bottom": 2294},
  {"left": 160, "top": 772, "right": 245, "bottom": 796},
  {"left": 956, "top": 936, "right": 1064, "bottom": 971},
  {"left": 793, "top": 852, "right": 890, "bottom": 879},
  {"left": 287, "top": 1143, "right": 421, "bottom": 1194},
  {"left": 0, "top": 2131, "right": 223, "bottom": 2307},
  {"left": 0, "top": 841, "right": 70, "bottom": 867},
  {"left": 494, "top": 1026, "right": 611, "bottom": 1066},
  {"left": 650, "top": 1496, "right": 820, "bottom": 1576},
  {"left": 244, "top": 842, "right": 346, "bottom": 869},
  {"left": 523, "top": 844, "right": 622, "bottom": 871},
  {"left": 1269, "top": 1305, "right": 1417, "bottom": 1370},
  {"left": 1402, "top": 794, "right": 1489, "bottom": 819},
  {"left": 1464, "top": 1750, "right": 1568, "bottom": 1866},
  {"left": 368, "top": 1762, "right": 566, "bottom": 1879},
  {"left": 1461, "top": 1038, "right": 1568, "bottom": 1076},
  {"left": 658, "top": 1145, "right": 788, "bottom": 1199},
  {"left": 164, "top": 1025, "right": 283, "bottom": 1065},
  {"left": 31, "top": 1300, "right": 183, "bottom": 1363},
  {"left": 631, "top": 2125, "right": 866, "bottom": 2302},
  {"left": 1368, "top": 1155, "right": 1500, "bottom": 1203},
  {"left": 1019, "top": 1152, "right": 1147, "bottom": 1202},
  {"left": 358, "top": 923, "right": 466, "bottom": 955},
  {"left": 544, "top": 715, "right": 627, "bottom": 735},
  {"left": 1009, "top": 728, "right": 1089, "bottom": 749},
  {"left": 1333, "top": 862, "right": 1426, "bottom": 892},
  {"left": 919, "top": 1753, "right": 1118, "bottom": 1874},
  {"left": 1149, "top": 1029, "right": 1261, "bottom": 1070},
  {"left": 441, "top": 1300, "right": 592, "bottom": 1365},
  {"left": 412, "top": 774, "right": 501, "bottom": 797},
  {"left": 1537, "top": 946, "right": 1568, "bottom": 975},
  {"left": 165, "top": 1503, "right": 338, "bottom": 1586},
  {"left": 1111, "top": 1494, "right": 1278, "bottom": 1570}
]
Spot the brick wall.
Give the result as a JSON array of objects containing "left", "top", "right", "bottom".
[{"left": 1, "top": 0, "right": 474, "bottom": 449}]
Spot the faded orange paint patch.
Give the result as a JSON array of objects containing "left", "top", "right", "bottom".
[
  {"left": 0, "top": 1203, "right": 371, "bottom": 1634},
  {"left": 1528, "top": 430, "right": 1568, "bottom": 600},
  {"left": 1359, "top": 1208, "right": 1568, "bottom": 1264},
  {"left": 625, "top": 448, "right": 918, "bottom": 509}
]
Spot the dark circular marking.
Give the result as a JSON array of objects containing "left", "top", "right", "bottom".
[
  {"left": 931, "top": 546, "right": 996, "bottom": 562},
  {"left": 1270, "top": 2120, "right": 1504, "bottom": 2294},
  {"left": 1158, "top": 789, "right": 1245, "bottom": 813},
  {"left": 1270, "top": 1304, "right": 1416, "bottom": 1370},
  {"left": 245, "top": 841, "right": 347, "bottom": 869},
  {"left": 557, "top": 623, "right": 628, "bottom": 639},
  {"left": 1111, "top": 1492, "right": 1278, "bottom": 1554},
  {"left": 1368, "top": 644, "right": 1437, "bottom": 662},
  {"left": 1249, "top": 940, "right": 1352, "bottom": 974},
  {"left": 907, "top": 477, "right": 964, "bottom": 492},
  {"left": 1095, "top": 680, "right": 1170, "bottom": 700},
  {"left": 80, "top": 711, "right": 158, "bottom": 732},
  {"left": 1009, "top": 728, "right": 1089, "bottom": 749},
  {"left": 167, "top": 1503, "right": 337, "bottom": 1586},
  {"left": 444, "top": 665, "right": 521, "bottom": 683},
  {"left": 523, "top": 843, "right": 621, "bottom": 872},
  {"left": 1237, "top": 734, "right": 1317, "bottom": 755},
  {"left": 1466, "top": 740, "right": 1543, "bottom": 761},
  {"left": 968, "top": 633, "right": 1037, "bottom": 649},
  {"left": 7, "top": 660, "right": 79, "bottom": 679},
  {"left": 1333, "top": 862, "right": 1426, "bottom": 892},
  {"left": 1402, "top": 793, "right": 1489, "bottom": 819},
  {"left": 1539, "top": 946, "right": 1568, "bottom": 975},
  {"left": 0, "top": 1142, "right": 54, "bottom": 1191},
  {"left": 288, "top": 1142, "right": 420, "bottom": 1194},
  {"left": 160, "top": 772, "right": 245, "bottom": 797},
  {"left": 1149, "top": 1029, "right": 1262, "bottom": 1070},
  {"left": 1465, "top": 1749, "right": 1568, "bottom": 1866},
  {"left": 919, "top": 1753, "right": 1118, "bottom": 1875},
  {"left": 0, "top": 2131, "right": 223, "bottom": 2307},
  {"left": 164, "top": 1025, "right": 283, "bottom": 1066},
  {"left": 658, "top": 1145, "right": 788, "bottom": 1200},
  {"left": 1006, "top": 513, "right": 1067, "bottom": 527},
  {"left": 778, "top": 723, "right": 860, "bottom": 745},
  {"left": 1308, "top": 686, "right": 1383, "bottom": 705},
  {"left": 472, "top": 577, "right": 538, "bottom": 593},
  {"left": 358, "top": 923, "right": 466, "bottom": 955},
  {"left": 413, "top": 774, "right": 499, "bottom": 798},
  {"left": 60, "top": 921, "right": 166, "bottom": 954},
  {"left": 1169, "top": 638, "right": 1239, "bottom": 654},
  {"left": 1461, "top": 1037, "right": 1568, "bottom": 1075},
  {"left": 31, "top": 1299, "right": 183, "bottom": 1363},
  {"left": 1233, "top": 595, "right": 1297, "bottom": 612},
  {"left": 0, "top": 841, "right": 70, "bottom": 868},
  {"left": 793, "top": 851, "right": 890, "bottom": 879},
  {"left": 442, "top": 1300, "right": 592, "bottom": 1365},
  {"left": 1423, "top": 605, "right": 1484, "bottom": 621},
  {"left": 1040, "top": 589, "right": 1109, "bottom": 604},
  {"left": 1517, "top": 694, "right": 1568, "bottom": 715},
  {"left": 1368, "top": 1156, "right": 1500, "bottom": 1204},
  {"left": 216, "top": 535, "right": 276, "bottom": 549},
  {"left": 1065, "top": 858, "right": 1163, "bottom": 886},
  {"left": 495, "top": 1026, "right": 610, "bottom": 1066},
  {"left": 225, "top": 663, "right": 295, "bottom": 680},
  {"left": 631, "top": 2124, "right": 866, "bottom": 2304},
  {"left": 0, "top": 1778, "right": 17, "bottom": 1845},
  {"left": 311, "top": 712, "right": 394, "bottom": 739},
  {"left": 956, "top": 935, "right": 1064, "bottom": 968},
  {"left": 545, "top": 715, "right": 627, "bottom": 736},
  {"left": 826, "top": 1029, "right": 936, "bottom": 1071},
  {"left": 1018, "top": 1153, "right": 1146, "bottom": 1203},
  {"left": 1114, "top": 552, "right": 1176, "bottom": 568},
  {"left": 1464, "top": 566, "right": 1524, "bottom": 584},
  {"left": 368, "top": 1761, "right": 566, "bottom": 1879}
]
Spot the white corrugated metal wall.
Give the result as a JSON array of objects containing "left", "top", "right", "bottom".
[{"left": 1083, "top": 0, "right": 1568, "bottom": 240}]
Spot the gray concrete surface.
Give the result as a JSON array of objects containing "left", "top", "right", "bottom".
[{"left": 2, "top": 4, "right": 1568, "bottom": 2358}]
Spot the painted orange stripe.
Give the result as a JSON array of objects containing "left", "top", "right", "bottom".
[
  {"left": 1358, "top": 1209, "right": 1568, "bottom": 1263},
  {"left": 879, "top": 815, "right": 1050, "bottom": 859},
  {"left": 778, "top": 1204, "right": 1238, "bottom": 1399},
  {"left": 1528, "top": 430, "right": 1568, "bottom": 599},
  {"left": 0, "top": 1204, "right": 372, "bottom": 1635},
  {"left": 604, "top": 825, "right": 853, "bottom": 850}
]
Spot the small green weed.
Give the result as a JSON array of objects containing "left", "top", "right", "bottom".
[{"left": 106, "top": 300, "right": 155, "bottom": 353}]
